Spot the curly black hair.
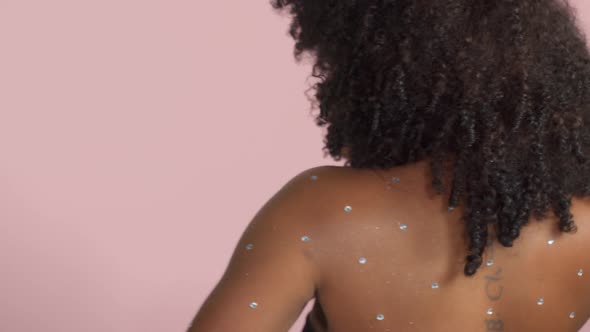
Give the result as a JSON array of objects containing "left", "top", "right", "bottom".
[{"left": 270, "top": 0, "right": 590, "bottom": 276}]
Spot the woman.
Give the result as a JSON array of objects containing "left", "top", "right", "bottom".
[{"left": 190, "top": 0, "right": 590, "bottom": 331}]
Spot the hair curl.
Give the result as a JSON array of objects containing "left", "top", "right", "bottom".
[{"left": 271, "top": 0, "right": 590, "bottom": 276}]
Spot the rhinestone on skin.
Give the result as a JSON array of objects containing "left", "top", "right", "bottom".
[
  {"left": 570, "top": 312, "right": 576, "bottom": 319},
  {"left": 547, "top": 239, "right": 555, "bottom": 245},
  {"left": 399, "top": 223, "right": 408, "bottom": 231},
  {"left": 249, "top": 302, "right": 258, "bottom": 309},
  {"left": 301, "top": 235, "right": 311, "bottom": 242},
  {"left": 310, "top": 175, "right": 318, "bottom": 181},
  {"left": 358, "top": 257, "right": 367, "bottom": 264},
  {"left": 537, "top": 298, "right": 544, "bottom": 305},
  {"left": 391, "top": 177, "right": 401, "bottom": 183},
  {"left": 376, "top": 314, "right": 385, "bottom": 321},
  {"left": 245, "top": 243, "right": 254, "bottom": 250},
  {"left": 431, "top": 282, "right": 439, "bottom": 289},
  {"left": 344, "top": 205, "right": 352, "bottom": 213},
  {"left": 486, "top": 259, "right": 494, "bottom": 266},
  {"left": 578, "top": 269, "right": 583, "bottom": 277},
  {"left": 487, "top": 308, "right": 493, "bottom": 315}
]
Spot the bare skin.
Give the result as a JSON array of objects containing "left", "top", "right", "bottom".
[{"left": 191, "top": 159, "right": 590, "bottom": 331}]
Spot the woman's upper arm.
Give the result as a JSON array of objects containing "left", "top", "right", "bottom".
[{"left": 188, "top": 167, "right": 326, "bottom": 332}]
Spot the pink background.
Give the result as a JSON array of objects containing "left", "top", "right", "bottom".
[{"left": 1, "top": 1, "right": 589, "bottom": 331}]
